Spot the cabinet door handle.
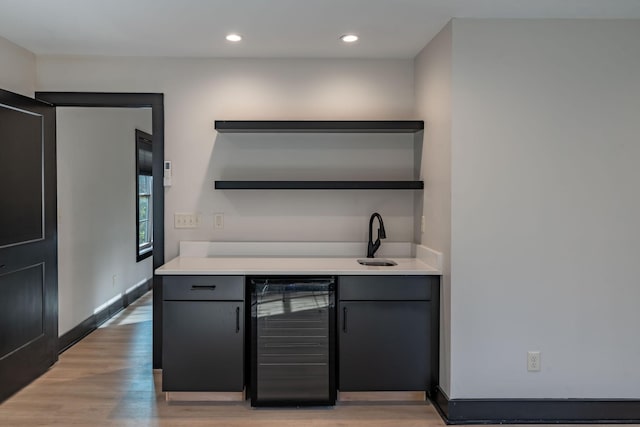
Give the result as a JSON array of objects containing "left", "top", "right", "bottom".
[
  {"left": 343, "top": 307, "right": 347, "bottom": 333},
  {"left": 191, "top": 285, "right": 216, "bottom": 290},
  {"left": 235, "top": 307, "right": 240, "bottom": 333}
]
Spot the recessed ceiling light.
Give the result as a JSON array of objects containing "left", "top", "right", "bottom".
[
  {"left": 340, "top": 34, "right": 359, "bottom": 43},
  {"left": 226, "top": 34, "right": 242, "bottom": 42}
]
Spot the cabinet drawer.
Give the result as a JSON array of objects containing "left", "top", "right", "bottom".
[
  {"left": 339, "top": 276, "right": 434, "bottom": 301},
  {"left": 163, "top": 275, "right": 244, "bottom": 301}
]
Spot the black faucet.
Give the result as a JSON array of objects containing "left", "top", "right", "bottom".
[{"left": 367, "top": 212, "right": 386, "bottom": 258}]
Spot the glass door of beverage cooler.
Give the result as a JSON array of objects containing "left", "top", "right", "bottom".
[{"left": 250, "top": 277, "right": 336, "bottom": 406}]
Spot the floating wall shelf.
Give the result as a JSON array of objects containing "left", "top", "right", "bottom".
[
  {"left": 214, "top": 181, "right": 424, "bottom": 190},
  {"left": 213, "top": 120, "right": 424, "bottom": 191},
  {"left": 214, "top": 120, "right": 424, "bottom": 133}
]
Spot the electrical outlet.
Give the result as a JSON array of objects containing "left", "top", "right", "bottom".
[
  {"left": 527, "top": 351, "right": 541, "bottom": 372},
  {"left": 174, "top": 213, "right": 200, "bottom": 229},
  {"left": 214, "top": 213, "right": 224, "bottom": 229}
]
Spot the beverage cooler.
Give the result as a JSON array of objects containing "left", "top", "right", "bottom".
[{"left": 250, "top": 277, "right": 336, "bottom": 406}]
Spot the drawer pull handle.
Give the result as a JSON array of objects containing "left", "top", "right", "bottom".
[
  {"left": 235, "top": 307, "right": 240, "bottom": 333},
  {"left": 343, "top": 307, "right": 348, "bottom": 333},
  {"left": 191, "top": 285, "right": 217, "bottom": 290}
]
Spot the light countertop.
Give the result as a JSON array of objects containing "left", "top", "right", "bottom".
[{"left": 155, "top": 256, "right": 440, "bottom": 276}]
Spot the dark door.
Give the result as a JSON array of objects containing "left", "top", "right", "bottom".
[{"left": 0, "top": 89, "right": 57, "bottom": 402}]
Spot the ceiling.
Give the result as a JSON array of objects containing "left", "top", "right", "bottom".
[{"left": 1, "top": 0, "right": 639, "bottom": 59}]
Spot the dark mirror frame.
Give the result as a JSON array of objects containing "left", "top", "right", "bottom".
[{"left": 35, "top": 92, "right": 165, "bottom": 368}]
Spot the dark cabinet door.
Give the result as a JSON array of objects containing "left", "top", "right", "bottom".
[
  {"left": 339, "top": 301, "right": 430, "bottom": 391},
  {"left": 163, "top": 301, "right": 244, "bottom": 391}
]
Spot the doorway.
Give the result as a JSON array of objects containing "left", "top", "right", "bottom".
[{"left": 35, "top": 92, "right": 165, "bottom": 368}]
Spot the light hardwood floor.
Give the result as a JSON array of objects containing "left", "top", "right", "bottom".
[{"left": 0, "top": 292, "right": 444, "bottom": 427}]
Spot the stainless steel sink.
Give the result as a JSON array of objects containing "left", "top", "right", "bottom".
[{"left": 357, "top": 259, "right": 397, "bottom": 266}]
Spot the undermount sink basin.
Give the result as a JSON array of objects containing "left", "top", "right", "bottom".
[{"left": 357, "top": 259, "right": 398, "bottom": 266}]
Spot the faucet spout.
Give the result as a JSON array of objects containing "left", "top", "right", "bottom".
[{"left": 367, "top": 212, "right": 386, "bottom": 258}]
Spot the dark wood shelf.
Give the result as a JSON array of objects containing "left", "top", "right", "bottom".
[
  {"left": 214, "top": 120, "right": 424, "bottom": 133},
  {"left": 214, "top": 120, "right": 424, "bottom": 191},
  {"left": 214, "top": 181, "right": 424, "bottom": 190}
]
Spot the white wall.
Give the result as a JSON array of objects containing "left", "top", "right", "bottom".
[
  {"left": 57, "top": 107, "right": 153, "bottom": 335},
  {"left": 37, "top": 57, "right": 416, "bottom": 260},
  {"left": 414, "top": 22, "right": 453, "bottom": 395},
  {"left": 450, "top": 19, "right": 640, "bottom": 398},
  {"left": 0, "top": 36, "right": 35, "bottom": 97}
]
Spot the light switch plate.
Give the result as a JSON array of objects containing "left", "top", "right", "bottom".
[
  {"left": 214, "top": 213, "right": 224, "bottom": 229},
  {"left": 174, "top": 213, "right": 199, "bottom": 229}
]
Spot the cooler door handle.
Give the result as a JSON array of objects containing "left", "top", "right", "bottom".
[{"left": 342, "top": 307, "right": 348, "bottom": 332}]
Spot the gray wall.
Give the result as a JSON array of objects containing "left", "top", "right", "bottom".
[
  {"left": 449, "top": 19, "right": 640, "bottom": 398},
  {"left": 414, "top": 21, "right": 453, "bottom": 395},
  {"left": 56, "top": 107, "right": 153, "bottom": 335},
  {"left": 415, "top": 18, "right": 640, "bottom": 400},
  {"left": 0, "top": 35, "right": 35, "bottom": 97}
]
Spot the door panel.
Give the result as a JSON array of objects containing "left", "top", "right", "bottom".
[
  {"left": 0, "top": 264, "right": 44, "bottom": 356},
  {"left": 0, "top": 89, "right": 57, "bottom": 402},
  {"left": 163, "top": 301, "right": 244, "bottom": 391},
  {"left": 339, "top": 301, "right": 429, "bottom": 391},
  {"left": 0, "top": 105, "right": 43, "bottom": 247}
]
